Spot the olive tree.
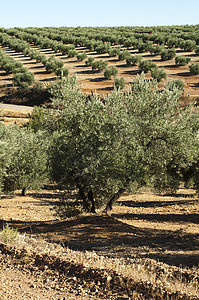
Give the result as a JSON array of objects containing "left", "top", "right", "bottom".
[
  {"left": 189, "top": 63, "right": 199, "bottom": 75},
  {"left": 151, "top": 67, "right": 167, "bottom": 82},
  {"left": 175, "top": 56, "right": 191, "bottom": 66},
  {"left": 0, "top": 124, "right": 9, "bottom": 196},
  {"left": 42, "top": 75, "right": 199, "bottom": 213},
  {"left": 1, "top": 125, "right": 48, "bottom": 196}
]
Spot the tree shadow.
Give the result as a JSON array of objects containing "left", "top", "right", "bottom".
[
  {"left": 160, "top": 64, "right": 177, "bottom": 69},
  {"left": 76, "top": 70, "right": 94, "bottom": 75},
  {"left": 22, "top": 61, "right": 40, "bottom": 65},
  {"left": 123, "top": 70, "right": 140, "bottom": 75},
  {"left": 19, "top": 58, "right": 32, "bottom": 62},
  {"left": 176, "top": 71, "right": 192, "bottom": 77},
  {"left": 0, "top": 83, "right": 13, "bottom": 88},
  {"left": 113, "top": 212, "right": 199, "bottom": 224},
  {"left": 99, "top": 86, "right": 114, "bottom": 92},
  {"left": 0, "top": 214, "right": 198, "bottom": 268},
  {"left": 40, "top": 77, "right": 56, "bottom": 82},
  {"left": 29, "top": 65, "right": 44, "bottom": 69},
  {"left": 118, "top": 198, "right": 196, "bottom": 208},
  {"left": 108, "top": 59, "right": 119, "bottom": 63},
  {"left": 89, "top": 77, "right": 105, "bottom": 82},
  {"left": 7, "top": 53, "right": 24, "bottom": 58}
]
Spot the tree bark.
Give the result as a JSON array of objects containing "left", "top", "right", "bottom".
[
  {"left": 21, "top": 187, "right": 26, "bottom": 196},
  {"left": 74, "top": 177, "right": 90, "bottom": 212},
  {"left": 105, "top": 188, "right": 126, "bottom": 213},
  {"left": 88, "top": 189, "right": 96, "bottom": 213}
]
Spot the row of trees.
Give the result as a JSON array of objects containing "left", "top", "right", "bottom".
[
  {"left": 2, "top": 26, "right": 199, "bottom": 60},
  {"left": 1, "top": 75, "right": 198, "bottom": 215},
  {"left": 0, "top": 49, "right": 34, "bottom": 87},
  {"left": 0, "top": 33, "right": 70, "bottom": 80},
  {"left": 0, "top": 29, "right": 196, "bottom": 88}
]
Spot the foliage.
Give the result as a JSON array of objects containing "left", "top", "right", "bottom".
[
  {"left": 1, "top": 125, "right": 48, "bottom": 195},
  {"left": 150, "top": 67, "right": 167, "bottom": 82},
  {"left": 160, "top": 48, "right": 176, "bottom": 61},
  {"left": 137, "top": 41, "right": 153, "bottom": 53},
  {"left": 44, "top": 56, "right": 64, "bottom": 73},
  {"left": 114, "top": 77, "right": 125, "bottom": 90},
  {"left": 76, "top": 52, "right": 87, "bottom": 61},
  {"left": 26, "top": 106, "right": 46, "bottom": 132},
  {"left": 55, "top": 67, "right": 69, "bottom": 78},
  {"left": 149, "top": 45, "right": 164, "bottom": 56},
  {"left": 175, "top": 56, "right": 191, "bottom": 66},
  {"left": 67, "top": 49, "right": 78, "bottom": 58},
  {"left": 195, "top": 46, "right": 199, "bottom": 55},
  {"left": 108, "top": 47, "right": 121, "bottom": 57},
  {"left": 126, "top": 55, "right": 142, "bottom": 66},
  {"left": 39, "top": 75, "right": 199, "bottom": 213},
  {"left": 91, "top": 60, "right": 108, "bottom": 72},
  {"left": 179, "top": 39, "right": 196, "bottom": 52},
  {"left": 95, "top": 42, "right": 111, "bottom": 54},
  {"left": 118, "top": 50, "right": 131, "bottom": 61},
  {"left": 166, "top": 79, "right": 184, "bottom": 91},
  {"left": 13, "top": 71, "right": 34, "bottom": 87},
  {"left": 139, "top": 60, "right": 156, "bottom": 73},
  {"left": 104, "top": 66, "right": 118, "bottom": 80},
  {"left": 85, "top": 57, "right": 94, "bottom": 66},
  {"left": 189, "top": 63, "right": 199, "bottom": 75}
]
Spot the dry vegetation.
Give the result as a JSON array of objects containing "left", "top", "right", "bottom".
[{"left": 0, "top": 186, "right": 198, "bottom": 299}]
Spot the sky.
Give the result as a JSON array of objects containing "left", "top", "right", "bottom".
[{"left": 0, "top": 0, "right": 198, "bottom": 28}]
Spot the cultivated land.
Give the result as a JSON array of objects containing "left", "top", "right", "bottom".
[
  {"left": 0, "top": 45, "right": 199, "bottom": 96},
  {"left": 0, "top": 186, "right": 198, "bottom": 299},
  {"left": 0, "top": 26, "right": 199, "bottom": 298}
]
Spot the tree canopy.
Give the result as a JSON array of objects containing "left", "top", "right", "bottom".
[{"left": 33, "top": 74, "right": 199, "bottom": 213}]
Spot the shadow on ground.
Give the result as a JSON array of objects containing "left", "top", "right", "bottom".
[{"left": 1, "top": 213, "right": 198, "bottom": 268}]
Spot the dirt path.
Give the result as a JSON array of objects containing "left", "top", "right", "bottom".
[{"left": 0, "top": 103, "right": 34, "bottom": 111}]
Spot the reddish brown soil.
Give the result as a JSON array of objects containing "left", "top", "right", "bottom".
[{"left": 0, "top": 44, "right": 199, "bottom": 97}]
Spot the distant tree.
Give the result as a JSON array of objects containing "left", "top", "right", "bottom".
[
  {"left": 161, "top": 48, "right": 176, "bottom": 61},
  {"left": 166, "top": 79, "right": 184, "bottom": 91},
  {"left": 114, "top": 77, "right": 125, "bottom": 90},
  {"left": 195, "top": 46, "right": 199, "bottom": 55},
  {"left": 85, "top": 57, "right": 94, "bottom": 67},
  {"left": 76, "top": 52, "right": 87, "bottom": 61},
  {"left": 151, "top": 67, "right": 167, "bottom": 82},
  {"left": 180, "top": 40, "right": 196, "bottom": 52},
  {"left": 104, "top": 66, "right": 118, "bottom": 80},
  {"left": 55, "top": 67, "right": 69, "bottom": 78},
  {"left": 189, "top": 63, "right": 199, "bottom": 75},
  {"left": 149, "top": 45, "right": 164, "bottom": 56},
  {"left": 68, "top": 49, "right": 78, "bottom": 58},
  {"left": 118, "top": 50, "right": 131, "bottom": 61},
  {"left": 108, "top": 47, "right": 121, "bottom": 57},
  {"left": 139, "top": 60, "right": 156, "bottom": 73},
  {"left": 175, "top": 56, "right": 191, "bottom": 66},
  {"left": 91, "top": 60, "right": 108, "bottom": 72},
  {"left": 126, "top": 55, "right": 142, "bottom": 66}
]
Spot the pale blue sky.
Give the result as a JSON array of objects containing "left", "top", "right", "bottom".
[{"left": 1, "top": 0, "right": 198, "bottom": 28}]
